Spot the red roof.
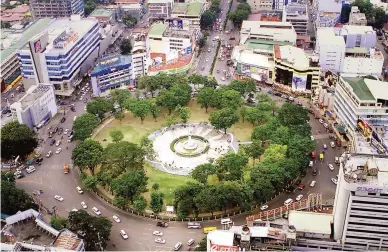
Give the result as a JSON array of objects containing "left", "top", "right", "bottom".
[
  {"left": 1, "top": 13, "right": 23, "bottom": 22},
  {"left": 274, "top": 44, "right": 281, "bottom": 60},
  {"left": 115, "top": 0, "right": 139, "bottom": 4},
  {"left": 3, "top": 5, "right": 30, "bottom": 14}
]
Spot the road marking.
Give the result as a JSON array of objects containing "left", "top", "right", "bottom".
[
  {"left": 99, "top": 205, "right": 106, "bottom": 210},
  {"left": 142, "top": 233, "right": 149, "bottom": 235},
  {"left": 50, "top": 185, "right": 53, "bottom": 189}
]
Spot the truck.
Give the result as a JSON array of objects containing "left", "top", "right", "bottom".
[{"left": 64, "top": 164, "right": 69, "bottom": 174}]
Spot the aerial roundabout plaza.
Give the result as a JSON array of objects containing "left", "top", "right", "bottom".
[{"left": 147, "top": 123, "right": 238, "bottom": 175}]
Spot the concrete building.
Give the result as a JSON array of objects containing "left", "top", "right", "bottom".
[
  {"left": 273, "top": 45, "right": 320, "bottom": 93},
  {"left": 283, "top": 3, "right": 308, "bottom": 36},
  {"left": 333, "top": 76, "right": 388, "bottom": 136},
  {"left": 30, "top": 0, "right": 84, "bottom": 19},
  {"left": 18, "top": 15, "right": 100, "bottom": 96},
  {"left": 89, "top": 8, "right": 115, "bottom": 22},
  {"left": 119, "top": 4, "right": 143, "bottom": 20},
  {"left": 10, "top": 84, "right": 57, "bottom": 130},
  {"left": 148, "top": 0, "right": 174, "bottom": 20},
  {"left": 1, "top": 18, "right": 54, "bottom": 93},
  {"left": 132, "top": 40, "right": 148, "bottom": 79},
  {"left": 0, "top": 5, "right": 31, "bottom": 25},
  {"left": 247, "top": 0, "right": 273, "bottom": 13},
  {"left": 90, "top": 55, "right": 132, "bottom": 96},
  {"left": 240, "top": 21, "right": 297, "bottom": 45},
  {"left": 349, "top": 6, "right": 367, "bottom": 26},
  {"left": 340, "top": 25, "right": 376, "bottom": 49},
  {"left": 333, "top": 154, "right": 388, "bottom": 250},
  {"left": 311, "top": 0, "right": 342, "bottom": 29},
  {"left": 147, "top": 22, "right": 196, "bottom": 75},
  {"left": 171, "top": 1, "right": 205, "bottom": 31}
]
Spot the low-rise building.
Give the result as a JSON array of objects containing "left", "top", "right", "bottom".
[
  {"left": 283, "top": 3, "right": 308, "bottom": 36},
  {"left": 90, "top": 55, "right": 133, "bottom": 96},
  {"left": 89, "top": 8, "right": 115, "bottom": 22},
  {"left": 311, "top": 0, "right": 342, "bottom": 29},
  {"left": 240, "top": 21, "right": 297, "bottom": 45},
  {"left": 30, "top": 0, "right": 84, "bottom": 19},
  {"left": 10, "top": 84, "right": 57, "bottom": 130},
  {"left": 0, "top": 5, "right": 31, "bottom": 25},
  {"left": 349, "top": 6, "right": 367, "bottom": 26},
  {"left": 171, "top": 1, "right": 205, "bottom": 31},
  {"left": 247, "top": 0, "right": 273, "bottom": 13},
  {"left": 148, "top": 0, "right": 174, "bottom": 20}
]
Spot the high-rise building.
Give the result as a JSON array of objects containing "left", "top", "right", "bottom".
[
  {"left": 311, "top": 0, "right": 342, "bottom": 29},
  {"left": 333, "top": 154, "right": 388, "bottom": 250},
  {"left": 283, "top": 3, "right": 308, "bottom": 35},
  {"left": 30, "top": 0, "right": 84, "bottom": 19}
]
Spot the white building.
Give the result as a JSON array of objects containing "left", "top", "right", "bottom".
[
  {"left": 240, "top": 21, "right": 297, "bottom": 45},
  {"left": 132, "top": 40, "right": 148, "bottom": 79},
  {"left": 283, "top": 3, "right": 308, "bottom": 36},
  {"left": 171, "top": 1, "right": 205, "bottom": 31},
  {"left": 316, "top": 28, "right": 345, "bottom": 73},
  {"left": 333, "top": 154, "right": 388, "bottom": 250},
  {"left": 148, "top": 0, "right": 174, "bottom": 20},
  {"left": 349, "top": 6, "right": 367, "bottom": 26},
  {"left": 247, "top": 0, "right": 273, "bottom": 13},
  {"left": 10, "top": 84, "right": 57, "bottom": 130},
  {"left": 18, "top": 15, "right": 100, "bottom": 96},
  {"left": 333, "top": 76, "right": 388, "bottom": 135},
  {"left": 311, "top": 0, "right": 342, "bottom": 29}
]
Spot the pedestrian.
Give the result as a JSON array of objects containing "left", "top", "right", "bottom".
[{"left": 66, "top": 146, "right": 68, "bottom": 150}]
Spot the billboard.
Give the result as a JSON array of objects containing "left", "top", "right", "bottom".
[
  {"left": 371, "top": 131, "right": 388, "bottom": 153},
  {"left": 168, "top": 19, "right": 183, "bottom": 29},
  {"left": 33, "top": 40, "right": 42, "bottom": 53},
  {"left": 267, "top": 227, "right": 286, "bottom": 241},
  {"left": 251, "top": 67, "right": 267, "bottom": 82},
  {"left": 292, "top": 73, "right": 307, "bottom": 90},
  {"left": 209, "top": 243, "right": 239, "bottom": 252},
  {"left": 181, "top": 46, "right": 192, "bottom": 55},
  {"left": 357, "top": 119, "right": 372, "bottom": 139},
  {"left": 166, "top": 50, "right": 179, "bottom": 62}
]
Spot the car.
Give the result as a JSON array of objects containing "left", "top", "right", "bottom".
[
  {"left": 207, "top": 48, "right": 211, "bottom": 52},
  {"left": 335, "top": 156, "right": 340, "bottom": 164},
  {"left": 92, "top": 207, "right": 101, "bottom": 215},
  {"left": 311, "top": 135, "right": 315, "bottom": 141},
  {"left": 173, "top": 242, "right": 183, "bottom": 251},
  {"left": 64, "top": 129, "right": 69, "bottom": 134},
  {"left": 298, "top": 184, "right": 305, "bottom": 190},
  {"left": 36, "top": 157, "right": 43, "bottom": 163},
  {"left": 26, "top": 166, "right": 36, "bottom": 174},
  {"left": 157, "top": 221, "right": 169, "bottom": 227},
  {"left": 310, "top": 180, "right": 316, "bottom": 187},
  {"left": 312, "top": 168, "right": 317, "bottom": 176},
  {"left": 205, "top": 58, "right": 209, "bottom": 62},
  {"left": 221, "top": 77, "right": 226, "bottom": 81},
  {"left": 60, "top": 117, "right": 66, "bottom": 123},
  {"left": 120, "top": 230, "right": 129, "bottom": 240},
  {"left": 56, "top": 148, "right": 62, "bottom": 154},
  {"left": 330, "top": 141, "right": 335, "bottom": 147},
  {"left": 15, "top": 173, "right": 25, "bottom": 179},
  {"left": 112, "top": 215, "right": 121, "bottom": 223},
  {"left": 323, "top": 123, "right": 329, "bottom": 128},
  {"left": 187, "top": 238, "right": 195, "bottom": 246},
  {"left": 309, "top": 161, "right": 314, "bottom": 167},
  {"left": 46, "top": 151, "right": 52, "bottom": 158},
  {"left": 296, "top": 194, "right": 303, "bottom": 201},
  {"left": 323, "top": 144, "right": 327, "bottom": 149},
  {"left": 319, "top": 118, "right": 324, "bottom": 124},
  {"left": 54, "top": 195, "right": 64, "bottom": 201},
  {"left": 331, "top": 178, "right": 338, "bottom": 185},
  {"left": 76, "top": 186, "right": 83, "bottom": 194},
  {"left": 71, "top": 107, "right": 76, "bottom": 112},
  {"left": 57, "top": 127, "right": 63, "bottom": 134},
  {"left": 260, "top": 205, "right": 268, "bottom": 211},
  {"left": 81, "top": 201, "right": 87, "bottom": 209},
  {"left": 56, "top": 140, "right": 61, "bottom": 147},
  {"left": 84, "top": 106, "right": 87, "bottom": 111},
  {"left": 153, "top": 231, "right": 163, "bottom": 236},
  {"left": 301, "top": 169, "right": 307, "bottom": 177},
  {"left": 284, "top": 198, "right": 293, "bottom": 206},
  {"left": 50, "top": 139, "right": 56, "bottom": 146},
  {"left": 328, "top": 164, "right": 334, "bottom": 170},
  {"left": 155, "top": 238, "right": 166, "bottom": 244}
]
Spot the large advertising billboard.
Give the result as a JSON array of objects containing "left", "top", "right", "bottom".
[
  {"left": 357, "top": 119, "right": 372, "bottom": 139},
  {"left": 267, "top": 227, "right": 286, "bottom": 241},
  {"left": 209, "top": 243, "right": 239, "bottom": 252},
  {"left": 292, "top": 73, "right": 307, "bottom": 90},
  {"left": 168, "top": 19, "right": 183, "bottom": 29},
  {"left": 371, "top": 131, "right": 388, "bottom": 154}
]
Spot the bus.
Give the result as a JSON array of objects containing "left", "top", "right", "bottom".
[{"left": 203, "top": 227, "right": 217, "bottom": 234}]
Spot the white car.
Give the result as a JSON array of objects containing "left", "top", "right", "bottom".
[
  {"left": 155, "top": 238, "right": 166, "bottom": 244},
  {"left": 56, "top": 148, "right": 62, "bottom": 154},
  {"left": 26, "top": 166, "right": 36, "bottom": 174},
  {"left": 310, "top": 180, "right": 316, "bottom": 187},
  {"left": 328, "top": 164, "right": 334, "bottom": 171},
  {"left": 221, "top": 77, "right": 226, "bottom": 81},
  {"left": 55, "top": 140, "right": 61, "bottom": 146},
  {"left": 205, "top": 58, "right": 209, "bottom": 62},
  {"left": 319, "top": 118, "right": 324, "bottom": 124},
  {"left": 112, "top": 215, "right": 121, "bottom": 223},
  {"left": 323, "top": 123, "right": 329, "bottom": 128},
  {"left": 76, "top": 186, "right": 83, "bottom": 194},
  {"left": 296, "top": 194, "right": 303, "bottom": 201},
  {"left": 72, "top": 208, "right": 78, "bottom": 212},
  {"left": 309, "top": 161, "right": 314, "bottom": 167},
  {"left": 284, "top": 198, "right": 293, "bottom": 206},
  {"left": 207, "top": 48, "right": 211, "bottom": 52},
  {"left": 260, "top": 205, "right": 268, "bottom": 211},
  {"left": 153, "top": 231, "right": 163, "bottom": 236},
  {"left": 310, "top": 135, "right": 315, "bottom": 141},
  {"left": 120, "top": 230, "right": 129, "bottom": 240},
  {"left": 64, "top": 129, "right": 69, "bottom": 134},
  {"left": 92, "top": 207, "right": 101, "bottom": 215},
  {"left": 331, "top": 178, "right": 338, "bottom": 185},
  {"left": 54, "top": 195, "right": 64, "bottom": 201},
  {"left": 46, "top": 151, "right": 52, "bottom": 158},
  {"left": 81, "top": 201, "right": 88, "bottom": 209},
  {"left": 330, "top": 141, "right": 335, "bottom": 147},
  {"left": 323, "top": 144, "right": 327, "bottom": 149},
  {"left": 84, "top": 106, "right": 87, "bottom": 111}
]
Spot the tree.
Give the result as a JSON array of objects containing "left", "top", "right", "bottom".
[
  {"left": 278, "top": 103, "right": 309, "bottom": 127},
  {"left": 114, "top": 111, "right": 125, "bottom": 122},
  {"left": 216, "top": 181, "right": 243, "bottom": 213},
  {"left": 250, "top": 169, "right": 275, "bottom": 203},
  {"left": 216, "top": 153, "right": 248, "bottom": 181},
  {"left": 83, "top": 175, "right": 98, "bottom": 190},
  {"left": 84, "top": 0, "right": 96, "bottom": 16},
  {"left": 112, "top": 171, "right": 148, "bottom": 203},
  {"left": 152, "top": 183, "right": 160, "bottom": 190},
  {"left": 189, "top": 74, "right": 208, "bottom": 89},
  {"left": 120, "top": 39, "right": 132, "bottom": 55},
  {"left": 374, "top": 7, "right": 386, "bottom": 29},
  {"left": 150, "top": 192, "right": 164, "bottom": 214},
  {"left": 68, "top": 210, "right": 112, "bottom": 251},
  {"left": 1, "top": 180, "right": 38, "bottom": 215},
  {"left": 157, "top": 90, "right": 177, "bottom": 115},
  {"left": 87, "top": 98, "right": 114, "bottom": 120},
  {"left": 229, "top": 9, "right": 250, "bottom": 27},
  {"left": 176, "top": 106, "right": 191, "bottom": 123},
  {"left": 111, "top": 89, "right": 131, "bottom": 108},
  {"left": 200, "top": 10, "right": 216, "bottom": 29},
  {"left": 113, "top": 196, "right": 128, "bottom": 209},
  {"left": 165, "top": 114, "right": 177, "bottom": 127},
  {"left": 197, "top": 87, "right": 214, "bottom": 112},
  {"left": 237, "top": 2, "right": 251, "bottom": 12},
  {"left": 1, "top": 171, "right": 15, "bottom": 184},
  {"left": 103, "top": 141, "right": 144, "bottom": 172},
  {"left": 73, "top": 113, "right": 100, "bottom": 141},
  {"left": 130, "top": 100, "right": 150, "bottom": 123},
  {"left": 148, "top": 99, "right": 160, "bottom": 121},
  {"left": 228, "top": 79, "right": 256, "bottom": 96},
  {"left": 270, "top": 126, "right": 291, "bottom": 145},
  {"left": 195, "top": 185, "right": 218, "bottom": 216},
  {"left": 110, "top": 129, "right": 124, "bottom": 143},
  {"left": 140, "top": 136, "right": 155, "bottom": 159},
  {"left": 220, "top": 90, "right": 243, "bottom": 110},
  {"left": 195, "top": 237, "right": 207, "bottom": 251},
  {"left": 191, "top": 163, "right": 216, "bottom": 184},
  {"left": 206, "top": 76, "right": 218, "bottom": 89},
  {"left": 72, "top": 139, "right": 103, "bottom": 175},
  {"left": 138, "top": 76, "right": 160, "bottom": 97},
  {"left": 245, "top": 107, "right": 269, "bottom": 126},
  {"left": 209, "top": 108, "right": 239, "bottom": 134},
  {"left": 243, "top": 141, "right": 264, "bottom": 165},
  {"left": 173, "top": 183, "right": 203, "bottom": 218},
  {"left": 198, "top": 36, "right": 207, "bottom": 48},
  {"left": 240, "top": 106, "right": 247, "bottom": 123},
  {"left": 133, "top": 195, "right": 147, "bottom": 212},
  {"left": 123, "top": 14, "right": 137, "bottom": 27},
  {"left": 1, "top": 121, "right": 38, "bottom": 160},
  {"left": 50, "top": 216, "right": 67, "bottom": 230}
]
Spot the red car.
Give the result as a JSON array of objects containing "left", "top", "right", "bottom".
[
  {"left": 298, "top": 184, "right": 305, "bottom": 190},
  {"left": 311, "top": 152, "right": 316, "bottom": 159}
]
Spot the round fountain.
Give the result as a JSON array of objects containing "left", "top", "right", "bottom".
[{"left": 183, "top": 135, "right": 198, "bottom": 150}]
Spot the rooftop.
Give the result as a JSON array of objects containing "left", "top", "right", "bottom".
[
  {"left": 115, "top": 0, "right": 139, "bottom": 3},
  {"left": 207, "top": 230, "right": 234, "bottom": 246},
  {"left": 288, "top": 211, "right": 333, "bottom": 235},
  {"left": 148, "top": 22, "right": 168, "bottom": 36},
  {"left": 317, "top": 28, "right": 345, "bottom": 46},
  {"left": 234, "top": 50, "right": 272, "bottom": 68},
  {"left": 341, "top": 25, "right": 374, "bottom": 35},
  {"left": 277, "top": 45, "right": 310, "bottom": 69},
  {"left": 148, "top": 0, "right": 172, "bottom": 4},
  {"left": 53, "top": 230, "right": 83, "bottom": 250},
  {"left": 342, "top": 77, "right": 375, "bottom": 101},
  {"left": 0, "top": 18, "right": 54, "bottom": 62},
  {"left": 17, "top": 85, "right": 53, "bottom": 110},
  {"left": 187, "top": 2, "right": 203, "bottom": 16},
  {"left": 242, "top": 21, "right": 294, "bottom": 31},
  {"left": 2, "top": 4, "right": 30, "bottom": 13},
  {"left": 91, "top": 55, "right": 132, "bottom": 76},
  {"left": 245, "top": 39, "right": 292, "bottom": 51},
  {"left": 90, "top": 8, "right": 114, "bottom": 17}
]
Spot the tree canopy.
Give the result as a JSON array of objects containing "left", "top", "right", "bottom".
[
  {"left": 1, "top": 180, "right": 38, "bottom": 215},
  {"left": 112, "top": 171, "right": 148, "bottom": 203},
  {"left": 120, "top": 39, "right": 133, "bottom": 55},
  {"left": 209, "top": 108, "right": 239, "bottom": 134},
  {"left": 73, "top": 113, "right": 100, "bottom": 141},
  {"left": 123, "top": 14, "right": 137, "bottom": 27},
  {"left": 72, "top": 139, "right": 103, "bottom": 175},
  {"left": 86, "top": 98, "right": 114, "bottom": 120},
  {"left": 102, "top": 141, "right": 144, "bottom": 173}
]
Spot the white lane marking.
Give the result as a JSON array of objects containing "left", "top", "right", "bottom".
[
  {"left": 99, "top": 205, "right": 106, "bottom": 210},
  {"left": 50, "top": 185, "right": 52, "bottom": 190}
]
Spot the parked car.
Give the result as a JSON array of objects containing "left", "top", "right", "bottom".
[
  {"left": 296, "top": 194, "right": 303, "bottom": 201},
  {"left": 50, "top": 139, "right": 56, "bottom": 146},
  {"left": 26, "top": 166, "right": 36, "bottom": 173},
  {"left": 60, "top": 117, "right": 66, "bottom": 123},
  {"left": 284, "top": 198, "right": 293, "bottom": 206},
  {"left": 155, "top": 238, "right": 166, "bottom": 244},
  {"left": 173, "top": 242, "right": 182, "bottom": 251},
  {"left": 92, "top": 207, "right": 101, "bottom": 215},
  {"left": 319, "top": 119, "right": 324, "bottom": 124},
  {"left": 330, "top": 141, "right": 336, "bottom": 147},
  {"left": 56, "top": 148, "right": 62, "bottom": 154},
  {"left": 260, "top": 205, "right": 268, "bottom": 211},
  {"left": 328, "top": 164, "right": 334, "bottom": 170},
  {"left": 54, "top": 195, "right": 64, "bottom": 201},
  {"left": 76, "top": 186, "right": 83, "bottom": 194},
  {"left": 298, "top": 184, "right": 305, "bottom": 190},
  {"left": 157, "top": 221, "right": 169, "bottom": 227},
  {"left": 310, "top": 180, "right": 316, "bottom": 187},
  {"left": 56, "top": 140, "right": 61, "bottom": 147},
  {"left": 46, "top": 151, "right": 52, "bottom": 158},
  {"left": 331, "top": 178, "right": 338, "bottom": 185}
]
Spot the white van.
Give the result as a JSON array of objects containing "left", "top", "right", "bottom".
[
  {"left": 73, "top": 116, "right": 77, "bottom": 121},
  {"left": 284, "top": 198, "right": 293, "bottom": 206},
  {"left": 220, "top": 218, "right": 233, "bottom": 225},
  {"left": 187, "top": 222, "right": 201, "bottom": 229}
]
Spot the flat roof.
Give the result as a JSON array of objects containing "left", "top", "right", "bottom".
[
  {"left": 342, "top": 25, "right": 374, "bottom": 35},
  {"left": 148, "top": 22, "right": 168, "bottom": 36},
  {"left": 187, "top": 2, "right": 203, "bottom": 16},
  {"left": 17, "top": 85, "right": 52, "bottom": 110},
  {"left": 288, "top": 211, "right": 333, "bottom": 235},
  {"left": 342, "top": 77, "right": 375, "bottom": 101},
  {"left": 0, "top": 18, "right": 54, "bottom": 62},
  {"left": 148, "top": 0, "right": 171, "bottom": 4},
  {"left": 364, "top": 78, "right": 388, "bottom": 101},
  {"left": 90, "top": 8, "right": 114, "bottom": 17},
  {"left": 91, "top": 55, "right": 132, "bottom": 76},
  {"left": 237, "top": 50, "right": 271, "bottom": 68},
  {"left": 207, "top": 230, "right": 234, "bottom": 246},
  {"left": 278, "top": 45, "right": 309, "bottom": 68},
  {"left": 317, "top": 28, "right": 345, "bottom": 46},
  {"left": 53, "top": 229, "right": 82, "bottom": 250}
]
